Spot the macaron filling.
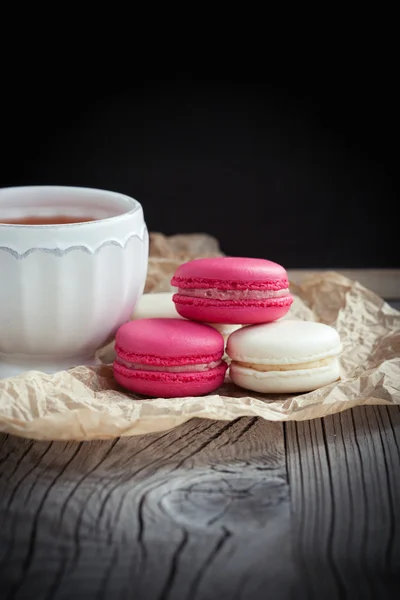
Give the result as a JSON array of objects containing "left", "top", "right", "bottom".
[
  {"left": 176, "top": 288, "right": 290, "bottom": 301},
  {"left": 114, "top": 346, "right": 223, "bottom": 367},
  {"left": 115, "top": 357, "right": 223, "bottom": 372},
  {"left": 171, "top": 274, "right": 289, "bottom": 291},
  {"left": 232, "top": 356, "right": 338, "bottom": 372}
]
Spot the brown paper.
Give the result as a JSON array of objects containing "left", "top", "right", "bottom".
[{"left": 1, "top": 233, "right": 399, "bottom": 441}]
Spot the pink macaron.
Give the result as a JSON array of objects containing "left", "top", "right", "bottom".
[
  {"left": 171, "top": 257, "right": 293, "bottom": 324},
  {"left": 113, "top": 318, "right": 228, "bottom": 398}
]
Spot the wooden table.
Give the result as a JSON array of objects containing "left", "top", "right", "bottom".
[{"left": 1, "top": 270, "right": 399, "bottom": 600}]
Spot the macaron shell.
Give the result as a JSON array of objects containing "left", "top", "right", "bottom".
[
  {"left": 115, "top": 318, "right": 225, "bottom": 365},
  {"left": 173, "top": 298, "right": 292, "bottom": 324},
  {"left": 203, "top": 324, "right": 242, "bottom": 362},
  {"left": 132, "top": 292, "right": 183, "bottom": 320},
  {"left": 114, "top": 361, "right": 227, "bottom": 398},
  {"left": 227, "top": 319, "right": 342, "bottom": 364},
  {"left": 171, "top": 257, "right": 289, "bottom": 287},
  {"left": 230, "top": 358, "right": 341, "bottom": 394}
]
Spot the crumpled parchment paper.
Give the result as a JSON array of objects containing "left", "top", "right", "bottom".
[{"left": 0, "top": 232, "right": 399, "bottom": 441}]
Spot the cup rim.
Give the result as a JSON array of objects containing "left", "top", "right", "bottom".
[{"left": 0, "top": 185, "right": 142, "bottom": 228}]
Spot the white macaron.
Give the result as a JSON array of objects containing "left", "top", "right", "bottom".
[
  {"left": 132, "top": 292, "right": 184, "bottom": 319},
  {"left": 227, "top": 319, "right": 342, "bottom": 393},
  {"left": 204, "top": 322, "right": 242, "bottom": 343}
]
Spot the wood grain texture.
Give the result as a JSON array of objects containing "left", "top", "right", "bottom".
[
  {"left": 285, "top": 405, "right": 400, "bottom": 600},
  {"left": 0, "top": 417, "right": 295, "bottom": 600},
  {"left": 1, "top": 406, "right": 400, "bottom": 600}
]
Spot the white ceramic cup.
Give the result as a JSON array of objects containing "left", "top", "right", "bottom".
[{"left": 0, "top": 185, "right": 149, "bottom": 378}]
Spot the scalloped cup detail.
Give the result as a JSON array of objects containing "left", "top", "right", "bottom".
[{"left": 0, "top": 186, "right": 149, "bottom": 377}]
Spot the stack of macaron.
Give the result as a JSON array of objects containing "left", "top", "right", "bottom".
[{"left": 113, "top": 257, "right": 342, "bottom": 398}]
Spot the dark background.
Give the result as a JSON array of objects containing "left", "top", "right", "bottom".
[{"left": 0, "top": 77, "right": 396, "bottom": 268}]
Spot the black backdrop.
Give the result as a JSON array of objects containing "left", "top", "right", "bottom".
[{"left": 0, "top": 79, "right": 396, "bottom": 268}]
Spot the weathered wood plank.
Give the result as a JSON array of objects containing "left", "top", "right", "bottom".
[
  {"left": 285, "top": 405, "right": 400, "bottom": 600},
  {"left": 0, "top": 417, "right": 294, "bottom": 600}
]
